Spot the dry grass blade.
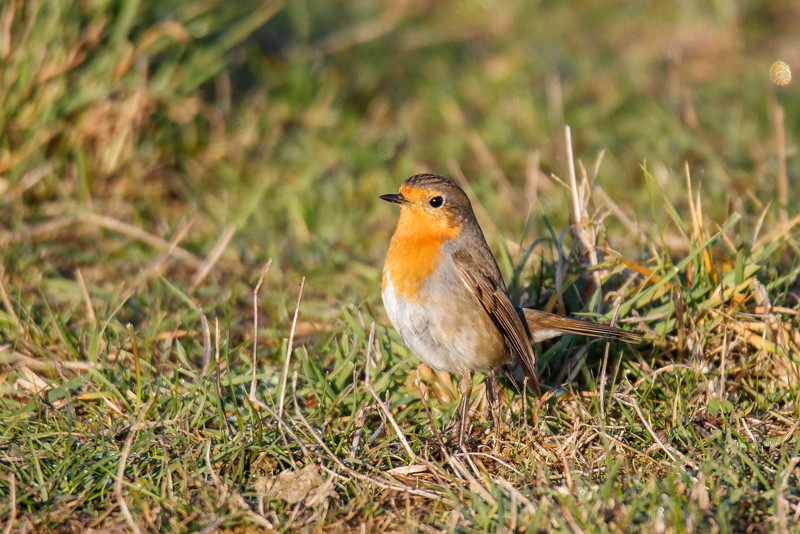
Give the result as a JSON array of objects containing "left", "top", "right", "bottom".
[
  {"left": 621, "top": 394, "right": 699, "bottom": 472},
  {"left": 564, "top": 126, "right": 604, "bottom": 309},
  {"left": 415, "top": 367, "right": 447, "bottom": 451},
  {"left": 447, "top": 455, "right": 498, "bottom": 507},
  {"left": 135, "top": 218, "right": 194, "bottom": 287},
  {"left": 2, "top": 473, "right": 15, "bottom": 534},
  {"left": 278, "top": 277, "right": 305, "bottom": 419},
  {"left": 79, "top": 213, "right": 203, "bottom": 268},
  {"left": 0, "top": 348, "right": 99, "bottom": 372},
  {"left": 189, "top": 223, "right": 236, "bottom": 291},
  {"left": 0, "top": 266, "right": 21, "bottom": 334},
  {"left": 0, "top": 216, "right": 80, "bottom": 247},
  {"left": 753, "top": 212, "right": 800, "bottom": 250},
  {"left": 250, "top": 259, "right": 272, "bottom": 405},
  {"left": 75, "top": 268, "right": 97, "bottom": 326},
  {"left": 598, "top": 302, "right": 623, "bottom": 420},
  {"left": 365, "top": 321, "right": 417, "bottom": 461},
  {"left": 114, "top": 411, "right": 150, "bottom": 534},
  {"left": 774, "top": 104, "right": 788, "bottom": 225},
  {"left": 199, "top": 307, "right": 212, "bottom": 376},
  {"left": 317, "top": 0, "right": 405, "bottom": 55},
  {"left": 776, "top": 456, "right": 800, "bottom": 534},
  {"left": 2, "top": 162, "right": 54, "bottom": 201}
]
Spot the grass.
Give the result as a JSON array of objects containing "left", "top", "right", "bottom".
[{"left": 1, "top": 0, "right": 800, "bottom": 531}]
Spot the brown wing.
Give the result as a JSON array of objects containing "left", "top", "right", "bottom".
[{"left": 452, "top": 248, "right": 541, "bottom": 396}]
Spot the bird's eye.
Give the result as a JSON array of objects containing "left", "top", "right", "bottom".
[{"left": 429, "top": 196, "right": 444, "bottom": 208}]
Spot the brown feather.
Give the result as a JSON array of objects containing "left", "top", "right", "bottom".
[
  {"left": 452, "top": 248, "right": 542, "bottom": 396},
  {"left": 519, "top": 308, "right": 640, "bottom": 343}
]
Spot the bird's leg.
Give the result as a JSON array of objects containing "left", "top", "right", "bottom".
[
  {"left": 484, "top": 369, "right": 502, "bottom": 433},
  {"left": 457, "top": 370, "right": 474, "bottom": 451}
]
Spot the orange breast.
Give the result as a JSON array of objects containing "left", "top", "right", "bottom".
[{"left": 383, "top": 207, "right": 461, "bottom": 302}]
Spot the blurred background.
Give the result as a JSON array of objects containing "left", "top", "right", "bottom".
[{"left": 1, "top": 0, "right": 798, "bottom": 342}]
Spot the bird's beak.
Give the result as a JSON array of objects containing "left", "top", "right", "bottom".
[{"left": 380, "top": 193, "right": 409, "bottom": 205}]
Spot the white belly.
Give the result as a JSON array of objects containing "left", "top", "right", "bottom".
[{"left": 382, "top": 273, "right": 496, "bottom": 375}]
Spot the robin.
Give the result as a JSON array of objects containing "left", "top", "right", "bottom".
[{"left": 381, "top": 173, "right": 639, "bottom": 449}]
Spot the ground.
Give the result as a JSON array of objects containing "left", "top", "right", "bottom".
[{"left": 1, "top": 1, "right": 799, "bottom": 532}]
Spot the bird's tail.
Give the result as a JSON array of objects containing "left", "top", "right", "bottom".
[{"left": 518, "top": 308, "right": 641, "bottom": 344}]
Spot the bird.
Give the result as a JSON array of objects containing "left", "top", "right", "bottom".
[{"left": 380, "top": 173, "right": 639, "bottom": 449}]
